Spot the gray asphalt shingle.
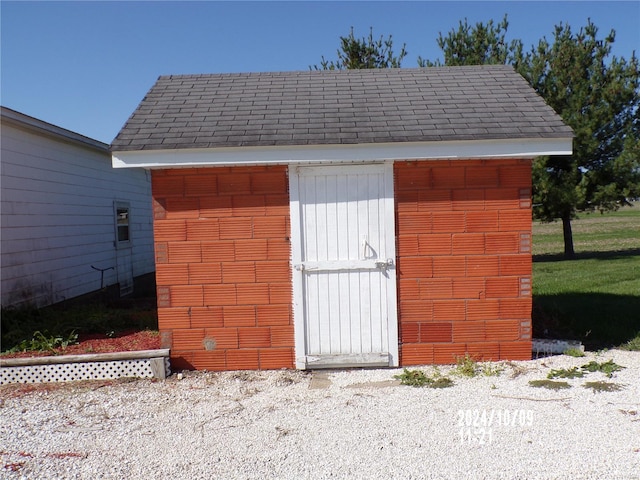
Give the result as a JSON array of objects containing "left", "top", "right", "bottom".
[{"left": 111, "top": 66, "right": 573, "bottom": 151}]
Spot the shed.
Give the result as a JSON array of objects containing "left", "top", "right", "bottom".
[
  {"left": 111, "top": 66, "right": 573, "bottom": 370},
  {"left": 1, "top": 107, "right": 155, "bottom": 307}
]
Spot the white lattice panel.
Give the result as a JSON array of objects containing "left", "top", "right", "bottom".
[{"left": 0, "top": 357, "right": 170, "bottom": 385}]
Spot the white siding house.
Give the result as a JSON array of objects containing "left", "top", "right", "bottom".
[{"left": 1, "top": 107, "right": 155, "bottom": 308}]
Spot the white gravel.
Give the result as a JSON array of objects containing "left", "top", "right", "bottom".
[{"left": 1, "top": 349, "right": 639, "bottom": 479}]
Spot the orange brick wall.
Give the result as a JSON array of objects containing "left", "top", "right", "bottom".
[
  {"left": 152, "top": 166, "right": 294, "bottom": 371},
  {"left": 395, "top": 159, "right": 533, "bottom": 365}
]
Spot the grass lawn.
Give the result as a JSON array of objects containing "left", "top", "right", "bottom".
[{"left": 533, "top": 204, "right": 640, "bottom": 350}]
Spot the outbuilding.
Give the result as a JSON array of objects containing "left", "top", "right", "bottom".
[{"left": 111, "top": 66, "right": 573, "bottom": 371}]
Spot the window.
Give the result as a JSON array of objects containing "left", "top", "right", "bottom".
[{"left": 114, "top": 201, "right": 131, "bottom": 247}]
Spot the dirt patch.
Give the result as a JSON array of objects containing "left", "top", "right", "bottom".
[{"left": 1, "top": 330, "right": 160, "bottom": 359}]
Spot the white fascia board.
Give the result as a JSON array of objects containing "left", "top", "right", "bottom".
[{"left": 112, "top": 137, "right": 573, "bottom": 169}]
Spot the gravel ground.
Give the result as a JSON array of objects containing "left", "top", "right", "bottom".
[{"left": 1, "top": 349, "right": 639, "bottom": 479}]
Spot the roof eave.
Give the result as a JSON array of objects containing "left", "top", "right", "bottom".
[{"left": 112, "top": 137, "right": 573, "bottom": 169}]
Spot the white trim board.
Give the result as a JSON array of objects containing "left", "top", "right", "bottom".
[{"left": 112, "top": 137, "right": 572, "bottom": 169}]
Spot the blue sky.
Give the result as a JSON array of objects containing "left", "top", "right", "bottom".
[{"left": 2, "top": 1, "right": 639, "bottom": 144}]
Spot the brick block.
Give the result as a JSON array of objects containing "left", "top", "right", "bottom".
[
  {"left": 219, "top": 217, "right": 253, "bottom": 240},
  {"left": 173, "top": 328, "right": 205, "bottom": 351},
  {"left": 157, "top": 307, "right": 190, "bottom": 330},
  {"left": 226, "top": 349, "right": 259, "bottom": 370},
  {"left": 432, "top": 256, "right": 466, "bottom": 278},
  {"left": 152, "top": 175, "right": 184, "bottom": 196},
  {"left": 157, "top": 286, "right": 170, "bottom": 308},
  {"left": 420, "top": 322, "right": 453, "bottom": 342},
  {"left": 499, "top": 165, "right": 531, "bottom": 188},
  {"left": 398, "top": 279, "right": 421, "bottom": 301},
  {"left": 154, "top": 220, "right": 187, "bottom": 241},
  {"left": 466, "top": 166, "right": 499, "bottom": 188},
  {"left": 466, "top": 211, "right": 499, "bottom": 233},
  {"left": 395, "top": 190, "right": 418, "bottom": 214},
  {"left": 155, "top": 242, "right": 169, "bottom": 264},
  {"left": 400, "top": 343, "right": 434, "bottom": 366},
  {"left": 235, "top": 239, "right": 268, "bottom": 261},
  {"left": 452, "top": 321, "right": 486, "bottom": 342},
  {"left": 420, "top": 278, "right": 453, "bottom": 300},
  {"left": 168, "top": 242, "right": 202, "bottom": 263},
  {"left": 466, "top": 256, "right": 500, "bottom": 277},
  {"left": 186, "top": 219, "right": 220, "bottom": 241},
  {"left": 222, "top": 262, "right": 256, "bottom": 283},
  {"left": 253, "top": 216, "right": 288, "bottom": 238},
  {"left": 256, "top": 261, "right": 291, "bottom": 283},
  {"left": 201, "top": 241, "right": 235, "bottom": 262},
  {"left": 267, "top": 238, "right": 291, "bottom": 260},
  {"left": 153, "top": 198, "right": 167, "bottom": 220},
  {"left": 485, "top": 277, "right": 520, "bottom": 298},
  {"left": 165, "top": 198, "right": 199, "bottom": 219},
  {"left": 191, "top": 306, "right": 224, "bottom": 328},
  {"left": 270, "top": 325, "right": 294, "bottom": 347},
  {"left": 264, "top": 194, "right": 290, "bottom": 216},
  {"left": 256, "top": 304, "right": 291, "bottom": 326},
  {"left": 232, "top": 195, "right": 266, "bottom": 216},
  {"left": 199, "top": 195, "right": 233, "bottom": 217},
  {"left": 485, "top": 188, "right": 520, "bottom": 210},
  {"left": 466, "top": 299, "right": 500, "bottom": 321},
  {"left": 499, "top": 255, "right": 532, "bottom": 276},
  {"left": 452, "top": 234, "right": 485, "bottom": 255},
  {"left": 432, "top": 166, "right": 465, "bottom": 189},
  {"left": 218, "top": 173, "right": 251, "bottom": 195},
  {"left": 400, "top": 323, "right": 420, "bottom": 343},
  {"left": 499, "top": 298, "right": 532, "bottom": 319},
  {"left": 465, "top": 342, "right": 500, "bottom": 361},
  {"left": 238, "top": 327, "right": 271, "bottom": 348},
  {"left": 395, "top": 164, "right": 430, "bottom": 190},
  {"left": 170, "top": 285, "right": 204, "bottom": 307},
  {"left": 432, "top": 300, "right": 466, "bottom": 321},
  {"left": 499, "top": 210, "right": 531, "bottom": 231},
  {"left": 433, "top": 343, "right": 467, "bottom": 364},
  {"left": 184, "top": 174, "right": 218, "bottom": 197},
  {"left": 399, "top": 300, "right": 433, "bottom": 322},
  {"left": 452, "top": 189, "right": 485, "bottom": 211},
  {"left": 432, "top": 211, "right": 465, "bottom": 233},
  {"left": 397, "top": 235, "right": 419, "bottom": 256},
  {"left": 398, "top": 212, "right": 432, "bottom": 234},
  {"left": 452, "top": 278, "right": 485, "bottom": 299},
  {"left": 269, "top": 283, "right": 292, "bottom": 304},
  {"left": 236, "top": 283, "right": 271, "bottom": 305},
  {"left": 418, "top": 189, "right": 452, "bottom": 211},
  {"left": 223, "top": 305, "right": 256, "bottom": 327},
  {"left": 189, "top": 263, "right": 222, "bottom": 285},
  {"left": 252, "top": 171, "right": 288, "bottom": 194},
  {"left": 485, "top": 233, "right": 520, "bottom": 254},
  {"left": 204, "top": 327, "right": 238, "bottom": 349},
  {"left": 191, "top": 351, "right": 226, "bottom": 371},
  {"left": 170, "top": 354, "right": 195, "bottom": 371},
  {"left": 418, "top": 234, "right": 452, "bottom": 255},
  {"left": 156, "top": 264, "right": 189, "bottom": 286},
  {"left": 259, "top": 348, "right": 294, "bottom": 369},
  {"left": 485, "top": 320, "right": 520, "bottom": 341},
  {"left": 204, "top": 284, "right": 236, "bottom": 306},
  {"left": 398, "top": 257, "right": 433, "bottom": 279},
  {"left": 499, "top": 341, "right": 532, "bottom": 361}
]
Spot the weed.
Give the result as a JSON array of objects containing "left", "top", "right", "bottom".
[
  {"left": 620, "top": 336, "right": 640, "bottom": 351},
  {"left": 581, "top": 360, "right": 625, "bottom": 378},
  {"left": 547, "top": 367, "right": 585, "bottom": 379},
  {"left": 394, "top": 368, "right": 454, "bottom": 388},
  {"left": 454, "top": 354, "right": 480, "bottom": 377},
  {"left": 528, "top": 379, "right": 571, "bottom": 390},
  {"left": 8, "top": 330, "right": 78, "bottom": 354},
  {"left": 583, "top": 381, "right": 624, "bottom": 393},
  {"left": 482, "top": 362, "right": 504, "bottom": 377},
  {"left": 563, "top": 348, "right": 585, "bottom": 357}
]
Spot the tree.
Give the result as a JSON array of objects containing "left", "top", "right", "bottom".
[
  {"left": 313, "top": 27, "right": 407, "bottom": 70},
  {"left": 418, "top": 15, "right": 522, "bottom": 67},
  {"left": 425, "top": 17, "right": 640, "bottom": 258}
]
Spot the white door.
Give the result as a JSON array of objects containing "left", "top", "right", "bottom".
[{"left": 290, "top": 163, "right": 398, "bottom": 369}]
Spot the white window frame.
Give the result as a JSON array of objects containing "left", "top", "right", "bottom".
[{"left": 114, "top": 201, "right": 132, "bottom": 249}]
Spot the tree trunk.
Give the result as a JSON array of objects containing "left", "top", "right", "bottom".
[{"left": 561, "top": 213, "right": 575, "bottom": 259}]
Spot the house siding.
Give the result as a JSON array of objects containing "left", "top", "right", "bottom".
[
  {"left": 151, "top": 166, "right": 294, "bottom": 371},
  {"left": 395, "top": 159, "right": 533, "bottom": 364},
  {"left": 0, "top": 121, "right": 155, "bottom": 307}
]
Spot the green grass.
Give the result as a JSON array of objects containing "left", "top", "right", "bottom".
[{"left": 533, "top": 204, "right": 640, "bottom": 350}]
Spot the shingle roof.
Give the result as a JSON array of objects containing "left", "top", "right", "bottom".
[{"left": 111, "top": 65, "right": 572, "bottom": 152}]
